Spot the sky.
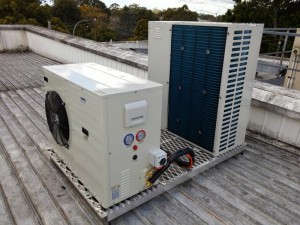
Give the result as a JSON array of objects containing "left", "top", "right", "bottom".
[{"left": 103, "top": 0, "right": 235, "bottom": 15}]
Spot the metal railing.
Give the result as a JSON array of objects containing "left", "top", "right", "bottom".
[{"left": 259, "top": 28, "right": 299, "bottom": 76}]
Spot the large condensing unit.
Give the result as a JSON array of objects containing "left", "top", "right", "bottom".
[
  {"left": 148, "top": 21, "right": 263, "bottom": 156},
  {"left": 43, "top": 63, "right": 164, "bottom": 208}
]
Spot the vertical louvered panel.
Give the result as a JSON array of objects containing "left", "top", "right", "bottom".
[
  {"left": 219, "top": 29, "right": 253, "bottom": 152},
  {"left": 168, "top": 25, "right": 227, "bottom": 152}
]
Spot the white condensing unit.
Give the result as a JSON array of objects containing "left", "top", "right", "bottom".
[
  {"left": 43, "top": 63, "right": 163, "bottom": 208},
  {"left": 148, "top": 21, "right": 263, "bottom": 156}
]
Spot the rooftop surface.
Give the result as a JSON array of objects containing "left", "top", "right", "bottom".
[{"left": 0, "top": 52, "right": 299, "bottom": 225}]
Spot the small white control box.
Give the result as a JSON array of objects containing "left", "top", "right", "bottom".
[
  {"left": 149, "top": 149, "right": 167, "bottom": 167},
  {"left": 124, "top": 100, "right": 147, "bottom": 128}
]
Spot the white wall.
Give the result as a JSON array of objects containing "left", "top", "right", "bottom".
[
  {"left": 0, "top": 27, "right": 148, "bottom": 79},
  {"left": 249, "top": 107, "right": 300, "bottom": 146},
  {"left": 248, "top": 82, "right": 300, "bottom": 147},
  {"left": 0, "top": 30, "right": 28, "bottom": 51},
  {"left": 25, "top": 32, "right": 148, "bottom": 79}
]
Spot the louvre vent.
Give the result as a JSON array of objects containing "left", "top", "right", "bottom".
[
  {"left": 219, "top": 29, "right": 252, "bottom": 151},
  {"left": 120, "top": 169, "right": 130, "bottom": 198},
  {"left": 154, "top": 27, "right": 161, "bottom": 39}
]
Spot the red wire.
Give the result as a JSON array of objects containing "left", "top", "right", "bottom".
[{"left": 187, "top": 154, "right": 193, "bottom": 168}]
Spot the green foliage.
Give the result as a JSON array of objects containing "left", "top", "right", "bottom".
[
  {"left": 110, "top": 4, "right": 158, "bottom": 40},
  {"left": 109, "top": 3, "right": 120, "bottom": 12},
  {"left": 76, "top": 0, "right": 110, "bottom": 15},
  {"left": 25, "top": 3, "right": 51, "bottom": 26},
  {"left": 0, "top": 0, "right": 50, "bottom": 25},
  {"left": 52, "top": 0, "right": 81, "bottom": 30},
  {"left": 159, "top": 5, "right": 198, "bottom": 21},
  {"left": 221, "top": 0, "right": 300, "bottom": 28},
  {"left": 90, "top": 24, "right": 117, "bottom": 42},
  {"left": 131, "top": 18, "right": 148, "bottom": 40},
  {"left": 199, "top": 13, "right": 216, "bottom": 22},
  {"left": 18, "top": 18, "right": 39, "bottom": 25},
  {"left": 0, "top": 15, "right": 16, "bottom": 24},
  {"left": 50, "top": 16, "right": 69, "bottom": 33}
]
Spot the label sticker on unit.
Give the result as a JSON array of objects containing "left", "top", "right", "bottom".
[
  {"left": 80, "top": 97, "right": 86, "bottom": 104},
  {"left": 111, "top": 186, "right": 120, "bottom": 200}
]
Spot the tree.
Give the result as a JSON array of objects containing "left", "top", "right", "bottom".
[
  {"left": 50, "top": 16, "right": 69, "bottom": 33},
  {"left": 76, "top": 0, "right": 110, "bottom": 15},
  {"left": 159, "top": 5, "right": 198, "bottom": 21},
  {"left": 110, "top": 4, "right": 158, "bottom": 40},
  {"left": 221, "top": 0, "right": 300, "bottom": 28},
  {"left": 76, "top": 5, "right": 112, "bottom": 41},
  {"left": 109, "top": 3, "right": 120, "bottom": 12},
  {"left": 131, "top": 18, "right": 148, "bottom": 40},
  {"left": 0, "top": 0, "right": 50, "bottom": 25},
  {"left": 24, "top": 2, "right": 51, "bottom": 26},
  {"left": 199, "top": 13, "right": 216, "bottom": 22},
  {"left": 79, "top": 4, "right": 109, "bottom": 22},
  {"left": 0, "top": 16, "right": 16, "bottom": 24},
  {"left": 89, "top": 24, "right": 118, "bottom": 42},
  {"left": 18, "top": 18, "right": 38, "bottom": 25},
  {"left": 52, "top": 0, "right": 81, "bottom": 30}
]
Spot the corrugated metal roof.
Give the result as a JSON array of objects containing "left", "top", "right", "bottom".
[{"left": 0, "top": 52, "right": 299, "bottom": 225}]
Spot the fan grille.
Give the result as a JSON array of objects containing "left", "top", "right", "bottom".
[{"left": 45, "top": 91, "right": 69, "bottom": 148}]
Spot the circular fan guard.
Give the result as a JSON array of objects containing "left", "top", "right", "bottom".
[{"left": 45, "top": 91, "right": 69, "bottom": 148}]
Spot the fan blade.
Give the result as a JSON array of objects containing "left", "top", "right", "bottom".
[
  {"left": 45, "top": 91, "right": 69, "bottom": 146},
  {"left": 46, "top": 92, "right": 55, "bottom": 113},
  {"left": 53, "top": 123, "right": 60, "bottom": 144},
  {"left": 59, "top": 124, "right": 68, "bottom": 130},
  {"left": 52, "top": 92, "right": 59, "bottom": 112},
  {"left": 58, "top": 128, "right": 66, "bottom": 145},
  {"left": 56, "top": 104, "right": 64, "bottom": 113}
]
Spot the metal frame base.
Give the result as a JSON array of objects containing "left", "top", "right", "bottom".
[{"left": 49, "top": 130, "right": 245, "bottom": 224}]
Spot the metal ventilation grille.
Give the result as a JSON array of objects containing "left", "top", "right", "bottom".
[
  {"left": 154, "top": 27, "right": 161, "bottom": 39},
  {"left": 219, "top": 29, "right": 252, "bottom": 152},
  {"left": 120, "top": 169, "right": 130, "bottom": 198}
]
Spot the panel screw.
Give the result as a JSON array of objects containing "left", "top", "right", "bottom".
[
  {"left": 178, "top": 86, "right": 182, "bottom": 90},
  {"left": 199, "top": 130, "right": 202, "bottom": 135}
]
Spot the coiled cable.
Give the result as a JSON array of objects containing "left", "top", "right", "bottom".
[{"left": 148, "top": 147, "right": 195, "bottom": 184}]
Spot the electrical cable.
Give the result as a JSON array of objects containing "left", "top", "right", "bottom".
[{"left": 148, "top": 148, "right": 195, "bottom": 184}]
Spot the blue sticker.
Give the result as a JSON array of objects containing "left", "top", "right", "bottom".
[{"left": 112, "top": 188, "right": 119, "bottom": 200}]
